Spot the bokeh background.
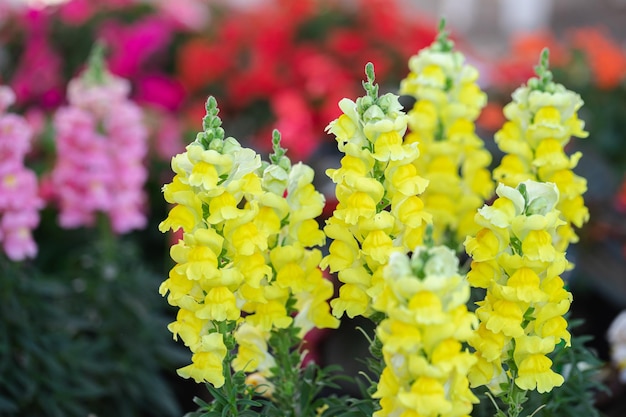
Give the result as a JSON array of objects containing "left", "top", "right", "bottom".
[{"left": 1, "top": 0, "right": 625, "bottom": 416}]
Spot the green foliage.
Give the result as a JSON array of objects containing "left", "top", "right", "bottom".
[{"left": 0, "top": 216, "right": 185, "bottom": 417}]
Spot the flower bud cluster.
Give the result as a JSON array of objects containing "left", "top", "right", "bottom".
[
  {"left": 159, "top": 97, "right": 338, "bottom": 387},
  {"left": 321, "top": 63, "right": 431, "bottom": 319},
  {"left": 400, "top": 28, "right": 493, "bottom": 247},
  {"left": 372, "top": 246, "right": 478, "bottom": 417},
  {"left": 0, "top": 86, "right": 42, "bottom": 260},
  {"left": 464, "top": 180, "right": 572, "bottom": 394}
]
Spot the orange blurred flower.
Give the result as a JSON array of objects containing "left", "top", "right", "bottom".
[
  {"left": 571, "top": 27, "right": 626, "bottom": 90},
  {"left": 477, "top": 101, "right": 506, "bottom": 132}
]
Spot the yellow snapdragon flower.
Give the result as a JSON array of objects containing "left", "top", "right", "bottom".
[
  {"left": 372, "top": 246, "right": 478, "bottom": 417},
  {"left": 159, "top": 98, "right": 338, "bottom": 387},
  {"left": 493, "top": 50, "right": 589, "bottom": 253},
  {"left": 400, "top": 22, "right": 493, "bottom": 248},
  {"left": 322, "top": 63, "right": 431, "bottom": 319},
  {"left": 464, "top": 181, "right": 572, "bottom": 395}
]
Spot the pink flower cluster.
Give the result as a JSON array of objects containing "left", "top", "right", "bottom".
[
  {"left": 49, "top": 70, "right": 148, "bottom": 234},
  {"left": 0, "top": 87, "right": 42, "bottom": 261}
]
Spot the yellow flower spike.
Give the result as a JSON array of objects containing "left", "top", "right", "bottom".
[
  {"left": 324, "top": 63, "right": 430, "bottom": 319},
  {"left": 493, "top": 49, "right": 589, "bottom": 253},
  {"left": 400, "top": 23, "right": 492, "bottom": 248},
  {"left": 373, "top": 243, "right": 476, "bottom": 416},
  {"left": 467, "top": 176, "right": 575, "bottom": 413},
  {"left": 161, "top": 99, "right": 337, "bottom": 392}
]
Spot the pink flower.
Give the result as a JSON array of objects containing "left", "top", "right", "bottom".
[
  {"left": 50, "top": 61, "right": 148, "bottom": 234},
  {"left": 0, "top": 86, "right": 42, "bottom": 261},
  {"left": 67, "top": 75, "right": 131, "bottom": 117}
]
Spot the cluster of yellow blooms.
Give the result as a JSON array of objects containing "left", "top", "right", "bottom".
[
  {"left": 400, "top": 27, "right": 494, "bottom": 248},
  {"left": 158, "top": 25, "right": 590, "bottom": 417},
  {"left": 465, "top": 180, "right": 572, "bottom": 394},
  {"left": 321, "top": 63, "right": 431, "bottom": 319},
  {"left": 493, "top": 51, "right": 589, "bottom": 253},
  {"left": 372, "top": 246, "right": 478, "bottom": 416},
  {"left": 159, "top": 97, "right": 338, "bottom": 387}
]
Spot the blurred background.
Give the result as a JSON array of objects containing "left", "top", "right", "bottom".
[{"left": 1, "top": 0, "right": 626, "bottom": 416}]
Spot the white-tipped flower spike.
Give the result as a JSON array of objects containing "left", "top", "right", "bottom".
[{"left": 492, "top": 49, "right": 589, "bottom": 254}]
